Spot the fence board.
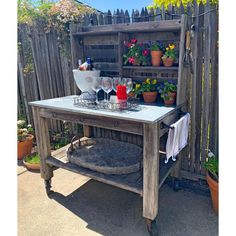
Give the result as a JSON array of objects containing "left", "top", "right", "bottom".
[
  {"left": 189, "top": 2, "right": 204, "bottom": 174},
  {"left": 208, "top": 8, "right": 218, "bottom": 157},
  {"left": 201, "top": 1, "right": 212, "bottom": 175}
]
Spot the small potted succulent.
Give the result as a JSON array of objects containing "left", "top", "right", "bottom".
[
  {"left": 23, "top": 152, "right": 40, "bottom": 171},
  {"left": 17, "top": 120, "right": 34, "bottom": 160},
  {"left": 132, "top": 78, "right": 158, "bottom": 103},
  {"left": 123, "top": 38, "right": 150, "bottom": 66},
  {"left": 162, "top": 43, "right": 176, "bottom": 67},
  {"left": 158, "top": 81, "right": 177, "bottom": 106},
  {"left": 150, "top": 41, "right": 164, "bottom": 66},
  {"left": 204, "top": 150, "right": 218, "bottom": 214}
]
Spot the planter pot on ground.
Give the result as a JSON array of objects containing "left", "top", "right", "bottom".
[
  {"left": 23, "top": 158, "right": 40, "bottom": 170},
  {"left": 17, "top": 134, "right": 34, "bottom": 160},
  {"left": 162, "top": 57, "right": 174, "bottom": 67},
  {"left": 151, "top": 51, "right": 163, "bottom": 66},
  {"left": 164, "top": 92, "right": 176, "bottom": 106},
  {"left": 142, "top": 91, "right": 157, "bottom": 103},
  {"left": 206, "top": 172, "right": 218, "bottom": 214}
]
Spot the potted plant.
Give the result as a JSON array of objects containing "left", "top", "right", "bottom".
[
  {"left": 123, "top": 38, "right": 150, "bottom": 66},
  {"left": 204, "top": 150, "right": 218, "bottom": 214},
  {"left": 132, "top": 78, "right": 158, "bottom": 103},
  {"left": 158, "top": 81, "right": 177, "bottom": 106},
  {"left": 23, "top": 152, "right": 40, "bottom": 170},
  {"left": 150, "top": 41, "right": 163, "bottom": 66},
  {"left": 162, "top": 43, "right": 176, "bottom": 67},
  {"left": 17, "top": 120, "right": 34, "bottom": 160}
]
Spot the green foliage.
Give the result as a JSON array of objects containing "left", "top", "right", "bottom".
[
  {"left": 25, "top": 153, "right": 40, "bottom": 164},
  {"left": 123, "top": 39, "right": 150, "bottom": 66},
  {"left": 18, "top": 0, "right": 94, "bottom": 30},
  {"left": 158, "top": 81, "right": 177, "bottom": 100},
  {"left": 150, "top": 41, "right": 164, "bottom": 51},
  {"left": 51, "top": 121, "right": 71, "bottom": 150},
  {"left": 132, "top": 78, "right": 158, "bottom": 95},
  {"left": 204, "top": 151, "right": 218, "bottom": 181},
  {"left": 17, "top": 120, "right": 34, "bottom": 142},
  {"left": 162, "top": 43, "right": 176, "bottom": 60},
  {"left": 148, "top": 0, "right": 218, "bottom": 10}
]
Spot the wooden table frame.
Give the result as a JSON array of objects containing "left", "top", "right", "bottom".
[{"left": 31, "top": 101, "right": 185, "bottom": 224}]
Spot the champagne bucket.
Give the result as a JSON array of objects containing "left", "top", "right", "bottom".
[{"left": 72, "top": 69, "right": 101, "bottom": 93}]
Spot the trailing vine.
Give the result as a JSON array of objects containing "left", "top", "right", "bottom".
[{"left": 18, "top": 0, "right": 95, "bottom": 58}]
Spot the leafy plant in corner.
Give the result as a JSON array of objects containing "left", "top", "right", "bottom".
[
  {"left": 24, "top": 153, "right": 40, "bottom": 164},
  {"left": 204, "top": 150, "right": 218, "bottom": 182}
]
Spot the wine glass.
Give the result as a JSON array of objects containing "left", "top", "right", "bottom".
[
  {"left": 101, "top": 77, "right": 113, "bottom": 102},
  {"left": 112, "top": 77, "right": 121, "bottom": 93},
  {"left": 122, "top": 78, "right": 133, "bottom": 94},
  {"left": 91, "top": 77, "right": 102, "bottom": 103}
]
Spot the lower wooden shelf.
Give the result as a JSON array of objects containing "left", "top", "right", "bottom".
[{"left": 47, "top": 143, "right": 178, "bottom": 196}]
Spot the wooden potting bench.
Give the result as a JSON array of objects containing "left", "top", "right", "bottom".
[{"left": 30, "top": 15, "right": 189, "bottom": 235}]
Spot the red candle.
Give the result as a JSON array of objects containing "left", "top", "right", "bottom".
[{"left": 116, "top": 85, "right": 127, "bottom": 100}]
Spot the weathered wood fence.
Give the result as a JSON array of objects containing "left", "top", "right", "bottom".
[{"left": 17, "top": 2, "right": 218, "bottom": 180}]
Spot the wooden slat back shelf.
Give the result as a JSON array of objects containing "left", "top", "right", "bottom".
[{"left": 70, "top": 15, "right": 188, "bottom": 149}]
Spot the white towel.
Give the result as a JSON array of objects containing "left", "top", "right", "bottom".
[{"left": 165, "top": 113, "right": 190, "bottom": 164}]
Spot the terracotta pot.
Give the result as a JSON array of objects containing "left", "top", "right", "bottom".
[
  {"left": 17, "top": 134, "right": 34, "bottom": 160},
  {"left": 163, "top": 57, "right": 174, "bottom": 67},
  {"left": 206, "top": 172, "right": 218, "bottom": 214},
  {"left": 151, "top": 51, "right": 163, "bottom": 66},
  {"left": 164, "top": 92, "right": 176, "bottom": 106},
  {"left": 143, "top": 91, "right": 157, "bottom": 103},
  {"left": 23, "top": 156, "right": 40, "bottom": 171}
]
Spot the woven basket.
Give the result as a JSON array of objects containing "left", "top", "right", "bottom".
[{"left": 66, "top": 137, "right": 143, "bottom": 175}]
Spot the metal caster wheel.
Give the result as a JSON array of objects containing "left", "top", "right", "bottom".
[
  {"left": 146, "top": 219, "right": 158, "bottom": 236},
  {"left": 44, "top": 179, "right": 53, "bottom": 197},
  {"left": 173, "top": 178, "right": 180, "bottom": 192}
]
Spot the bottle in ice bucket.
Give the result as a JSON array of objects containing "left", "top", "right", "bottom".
[
  {"left": 78, "top": 59, "right": 82, "bottom": 69},
  {"left": 78, "top": 57, "right": 93, "bottom": 71},
  {"left": 79, "top": 60, "right": 87, "bottom": 71},
  {"left": 86, "top": 57, "right": 92, "bottom": 71},
  {"left": 116, "top": 84, "right": 127, "bottom": 109}
]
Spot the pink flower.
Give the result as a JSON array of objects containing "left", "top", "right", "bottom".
[
  {"left": 131, "top": 38, "right": 137, "bottom": 44},
  {"left": 127, "top": 43, "right": 132, "bottom": 47},
  {"left": 142, "top": 49, "right": 149, "bottom": 56},
  {"left": 128, "top": 57, "right": 135, "bottom": 64}
]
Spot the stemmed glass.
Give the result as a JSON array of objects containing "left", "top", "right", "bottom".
[
  {"left": 122, "top": 78, "right": 133, "bottom": 95},
  {"left": 101, "top": 77, "right": 113, "bottom": 102},
  {"left": 112, "top": 77, "right": 121, "bottom": 93},
  {"left": 91, "top": 77, "right": 102, "bottom": 103}
]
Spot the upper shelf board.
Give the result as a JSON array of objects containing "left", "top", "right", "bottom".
[{"left": 72, "top": 19, "right": 182, "bottom": 36}]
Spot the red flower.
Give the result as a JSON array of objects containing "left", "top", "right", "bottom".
[
  {"left": 128, "top": 57, "right": 135, "bottom": 64},
  {"left": 131, "top": 38, "right": 137, "bottom": 44},
  {"left": 142, "top": 49, "right": 149, "bottom": 56},
  {"left": 127, "top": 42, "right": 132, "bottom": 47}
]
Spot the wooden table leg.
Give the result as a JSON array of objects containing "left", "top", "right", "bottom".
[
  {"left": 143, "top": 123, "right": 160, "bottom": 220},
  {"left": 32, "top": 107, "right": 53, "bottom": 182}
]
